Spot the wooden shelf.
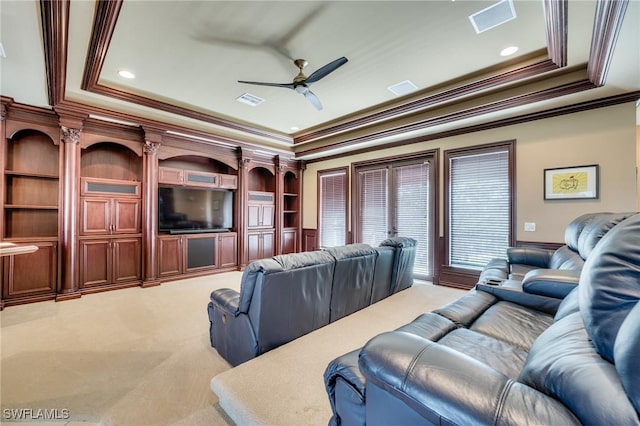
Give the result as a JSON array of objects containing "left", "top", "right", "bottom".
[
  {"left": 5, "top": 170, "right": 59, "bottom": 179},
  {"left": 5, "top": 204, "right": 58, "bottom": 210},
  {"left": 283, "top": 192, "right": 298, "bottom": 197}
]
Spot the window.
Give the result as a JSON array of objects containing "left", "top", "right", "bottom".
[
  {"left": 353, "top": 153, "right": 436, "bottom": 280},
  {"left": 445, "top": 142, "right": 515, "bottom": 269},
  {"left": 318, "top": 168, "right": 348, "bottom": 248}
]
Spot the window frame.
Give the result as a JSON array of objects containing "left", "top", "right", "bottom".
[
  {"left": 317, "top": 167, "right": 349, "bottom": 248},
  {"left": 351, "top": 149, "right": 439, "bottom": 280},
  {"left": 442, "top": 140, "right": 516, "bottom": 287}
]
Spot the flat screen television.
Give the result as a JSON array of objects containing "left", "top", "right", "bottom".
[{"left": 159, "top": 186, "right": 233, "bottom": 233}]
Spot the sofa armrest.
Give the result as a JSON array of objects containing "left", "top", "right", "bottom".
[
  {"left": 359, "top": 331, "right": 580, "bottom": 426},
  {"left": 507, "top": 247, "right": 553, "bottom": 268},
  {"left": 477, "top": 281, "right": 561, "bottom": 315},
  {"left": 210, "top": 288, "right": 241, "bottom": 315},
  {"left": 208, "top": 289, "right": 258, "bottom": 366},
  {"left": 522, "top": 269, "right": 580, "bottom": 299}
]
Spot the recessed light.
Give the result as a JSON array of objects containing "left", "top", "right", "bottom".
[
  {"left": 500, "top": 46, "right": 519, "bottom": 56},
  {"left": 290, "top": 126, "right": 300, "bottom": 131},
  {"left": 118, "top": 70, "right": 135, "bottom": 79}
]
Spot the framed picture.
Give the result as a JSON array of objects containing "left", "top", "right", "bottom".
[{"left": 544, "top": 164, "right": 599, "bottom": 200}]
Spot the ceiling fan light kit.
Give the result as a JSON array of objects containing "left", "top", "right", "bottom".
[{"left": 238, "top": 56, "right": 348, "bottom": 111}]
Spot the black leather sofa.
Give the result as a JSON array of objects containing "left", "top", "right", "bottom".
[
  {"left": 324, "top": 213, "right": 639, "bottom": 425},
  {"left": 479, "top": 212, "right": 634, "bottom": 312},
  {"left": 208, "top": 237, "right": 416, "bottom": 366}
]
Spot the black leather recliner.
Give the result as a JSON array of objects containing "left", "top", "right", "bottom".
[{"left": 325, "top": 213, "right": 639, "bottom": 425}]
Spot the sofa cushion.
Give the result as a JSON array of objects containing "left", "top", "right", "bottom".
[
  {"left": 438, "top": 328, "right": 528, "bottom": 380},
  {"left": 579, "top": 213, "right": 640, "bottom": 362},
  {"left": 519, "top": 312, "right": 638, "bottom": 425},
  {"left": 469, "top": 301, "right": 553, "bottom": 350},
  {"left": 326, "top": 243, "right": 378, "bottom": 322}
]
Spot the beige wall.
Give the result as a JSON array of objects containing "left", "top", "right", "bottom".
[{"left": 302, "top": 102, "right": 638, "bottom": 243}]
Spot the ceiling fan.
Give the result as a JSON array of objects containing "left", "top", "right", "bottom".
[{"left": 238, "top": 57, "right": 348, "bottom": 110}]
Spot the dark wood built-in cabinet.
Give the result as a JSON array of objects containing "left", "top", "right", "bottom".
[
  {"left": 0, "top": 101, "right": 303, "bottom": 308},
  {"left": 79, "top": 143, "right": 142, "bottom": 291},
  {"left": 2, "top": 126, "right": 60, "bottom": 306},
  {"left": 158, "top": 232, "right": 237, "bottom": 277}
]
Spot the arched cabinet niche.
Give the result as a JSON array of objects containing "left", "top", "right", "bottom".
[
  {"left": 246, "top": 166, "right": 276, "bottom": 263},
  {"left": 78, "top": 142, "right": 143, "bottom": 291}
]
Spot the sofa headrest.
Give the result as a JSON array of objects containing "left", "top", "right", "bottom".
[
  {"left": 379, "top": 237, "right": 417, "bottom": 248},
  {"left": 324, "top": 243, "right": 376, "bottom": 260},
  {"left": 239, "top": 258, "right": 284, "bottom": 313},
  {"left": 577, "top": 212, "right": 637, "bottom": 259},
  {"left": 273, "top": 250, "right": 335, "bottom": 270},
  {"left": 579, "top": 213, "right": 640, "bottom": 363},
  {"left": 564, "top": 212, "right": 601, "bottom": 251}
]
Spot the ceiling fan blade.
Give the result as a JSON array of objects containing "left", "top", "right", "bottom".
[
  {"left": 303, "top": 89, "right": 323, "bottom": 110},
  {"left": 305, "top": 57, "right": 348, "bottom": 84},
  {"left": 237, "top": 80, "right": 295, "bottom": 89}
]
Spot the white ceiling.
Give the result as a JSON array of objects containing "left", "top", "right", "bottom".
[{"left": 0, "top": 0, "right": 638, "bottom": 159}]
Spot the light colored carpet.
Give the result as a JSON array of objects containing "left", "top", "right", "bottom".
[
  {"left": 1, "top": 272, "right": 244, "bottom": 426},
  {"left": 210, "top": 283, "right": 466, "bottom": 426}
]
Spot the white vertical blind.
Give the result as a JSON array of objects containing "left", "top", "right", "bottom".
[
  {"left": 449, "top": 150, "right": 510, "bottom": 268},
  {"left": 393, "top": 162, "right": 431, "bottom": 277},
  {"left": 319, "top": 170, "right": 347, "bottom": 248},
  {"left": 358, "top": 167, "right": 389, "bottom": 246}
]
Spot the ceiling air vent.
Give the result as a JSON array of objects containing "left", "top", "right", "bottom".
[
  {"left": 388, "top": 80, "right": 418, "bottom": 96},
  {"left": 469, "top": 0, "right": 517, "bottom": 34},
  {"left": 236, "top": 93, "right": 265, "bottom": 107}
]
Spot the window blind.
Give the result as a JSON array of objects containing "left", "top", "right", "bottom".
[
  {"left": 319, "top": 170, "right": 347, "bottom": 248},
  {"left": 358, "top": 167, "right": 389, "bottom": 246},
  {"left": 449, "top": 150, "right": 510, "bottom": 269},
  {"left": 393, "top": 162, "right": 431, "bottom": 277}
]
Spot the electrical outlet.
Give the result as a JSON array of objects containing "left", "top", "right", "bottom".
[{"left": 524, "top": 222, "right": 536, "bottom": 232}]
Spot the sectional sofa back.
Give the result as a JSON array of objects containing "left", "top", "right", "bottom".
[{"left": 242, "top": 251, "right": 336, "bottom": 355}]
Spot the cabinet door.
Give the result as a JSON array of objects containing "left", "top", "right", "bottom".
[
  {"left": 282, "top": 229, "right": 297, "bottom": 254},
  {"left": 112, "top": 238, "right": 141, "bottom": 283},
  {"left": 81, "top": 198, "right": 111, "bottom": 234},
  {"left": 158, "top": 167, "right": 184, "bottom": 185},
  {"left": 261, "top": 204, "right": 275, "bottom": 228},
  {"left": 113, "top": 198, "right": 141, "bottom": 234},
  {"left": 218, "top": 233, "right": 237, "bottom": 268},
  {"left": 261, "top": 230, "right": 275, "bottom": 258},
  {"left": 247, "top": 204, "right": 261, "bottom": 228},
  {"left": 185, "top": 234, "right": 216, "bottom": 271},
  {"left": 247, "top": 231, "right": 262, "bottom": 263},
  {"left": 184, "top": 170, "right": 219, "bottom": 188},
  {"left": 158, "top": 236, "right": 182, "bottom": 277},
  {"left": 3, "top": 241, "right": 57, "bottom": 298},
  {"left": 79, "top": 239, "right": 111, "bottom": 288}
]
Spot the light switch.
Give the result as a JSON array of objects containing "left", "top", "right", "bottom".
[{"left": 524, "top": 222, "right": 536, "bottom": 232}]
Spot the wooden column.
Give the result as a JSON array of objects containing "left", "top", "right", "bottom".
[
  {"left": 237, "top": 152, "right": 250, "bottom": 268},
  {"left": 141, "top": 130, "right": 161, "bottom": 287},
  {"left": 56, "top": 120, "right": 83, "bottom": 301},
  {"left": 274, "top": 156, "right": 285, "bottom": 255}
]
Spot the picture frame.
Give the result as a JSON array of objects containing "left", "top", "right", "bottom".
[{"left": 544, "top": 164, "right": 599, "bottom": 200}]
